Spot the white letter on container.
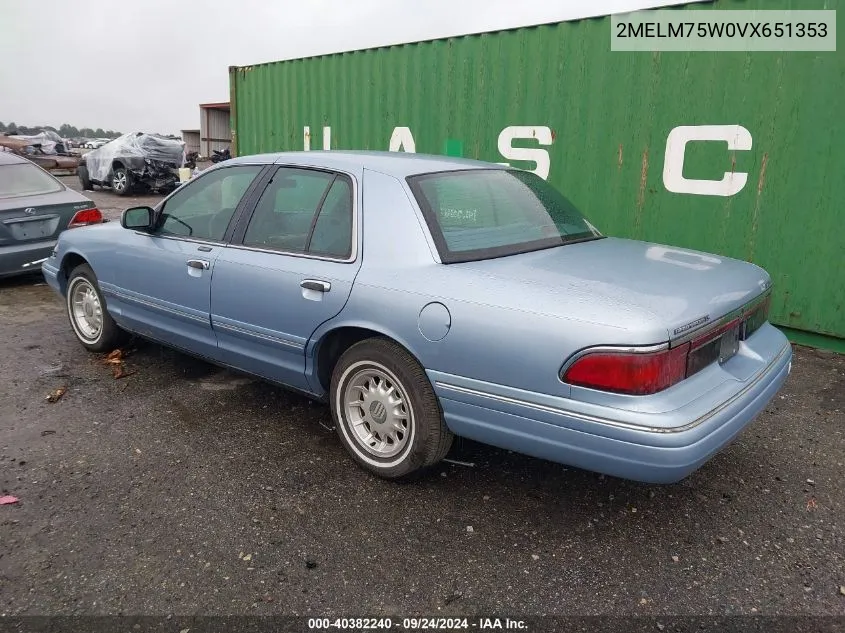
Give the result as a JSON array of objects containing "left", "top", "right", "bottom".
[
  {"left": 389, "top": 127, "right": 416, "bottom": 153},
  {"left": 497, "top": 126, "right": 553, "bottom": 180},
  {"left": 304, "top": 126, "right": 330, "bottom": 151},
  {"left": 663, "top": 125, "right": 752, "bottom": 197}
]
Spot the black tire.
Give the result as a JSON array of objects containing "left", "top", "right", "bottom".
[
  {"left": 66, "top": 263, "right": 127, "bottom": 353},
  {"left": 78, "top": 164, "right": 93, "bottom": 190},
  {"left": 330, "top": 337, "right": 454, "bottom": 479},
  {"left": 112, "top": 167, "right": 132, "bottom": 196}
]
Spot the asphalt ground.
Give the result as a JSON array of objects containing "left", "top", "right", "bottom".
[{"left": 0, "top": 176, "right": 843, "bottom": 618}]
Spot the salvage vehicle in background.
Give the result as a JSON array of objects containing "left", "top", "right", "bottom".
[
  {"left": 78, "top": 133, "right": 185, "bottom": 196},
  {"left": 0, "top": 152, "right": 100, "bottom": 278},
  {"left": 6, "top": 131, "right": 71, "bottom": 155},
  {"left": 184, "top": 151, "right": 200, "bottom": 169},
  {"left": 211, "top": 147, "right": 231, "bottom": 163},
  {"left": 19, "top": 151, "right": 80, "bottom": 174},
  {"left": 43, "top": 151, "right": 791, "bottom": 483},
  {"left": 0, "top": 136, "right": 80, "bottom": 174}
]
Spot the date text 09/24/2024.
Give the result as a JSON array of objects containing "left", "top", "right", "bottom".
[{"left": 308, "top": 617, "right": 527, "bottom": 630}]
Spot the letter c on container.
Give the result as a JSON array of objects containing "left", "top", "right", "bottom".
[{"left": 662, "top": 125, "right": 752, "bottom": 197}]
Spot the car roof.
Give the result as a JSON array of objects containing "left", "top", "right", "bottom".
[
  {"left": 226, "top": 150, "right": 506, "bottom": 177},
  {"left": 0, "top": 151, "right": 29, "bottom": 166}
]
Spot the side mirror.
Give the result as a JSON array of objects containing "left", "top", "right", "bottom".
[{"left": 121, "top": 206, "right": 155, "bottom": 231}]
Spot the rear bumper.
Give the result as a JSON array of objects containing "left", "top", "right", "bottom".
[
  {"left": 134, "top": 163, "right": 180, "bottom": 188},
  {"left": 42, "top": 259, "right": 62, "bottom": 294},
  {"left": 431, "top": 333, "right": 792, "bottom": 484},
  {"left": 0, "top": 240, "right": 56, "bottom": 278}
]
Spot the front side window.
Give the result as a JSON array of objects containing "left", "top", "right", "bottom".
[
  {"left": 408, "top": 169, "right": 602, "bottom": 263},
  {"left": 157, "top": 165, "right": 262, "bottom": 241},
  {"left": 242, "top": 167, "right": 353, "bottom": 259},
  {"left": 0, "top": 162, "right": 64, "bottom": 199}
]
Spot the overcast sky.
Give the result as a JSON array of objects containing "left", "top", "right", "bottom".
[{"left": 0, "top": 0, "right": 695, "bottom": 135}]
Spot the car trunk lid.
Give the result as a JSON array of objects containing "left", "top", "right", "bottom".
[
  {"left": 0, "top": 192, "right": 95, "bottom": 247},
  {"left": 454, "top": 237, "right": 771, "bottom": 343}
]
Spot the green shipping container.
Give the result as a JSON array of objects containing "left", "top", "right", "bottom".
[{"left": 230, "top": 0, "right": 844, "bottom": 351}]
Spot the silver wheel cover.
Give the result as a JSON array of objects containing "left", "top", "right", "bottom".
[
  {"left": 67, "top": 277, "right": 103, "bottom": 343},
  {"left": 336, "top": 360, "right": 415, "bottom": 467}
]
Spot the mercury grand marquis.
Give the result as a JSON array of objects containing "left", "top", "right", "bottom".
[{"left": 43, "top": 151, "right": 792, "bottom": 482}]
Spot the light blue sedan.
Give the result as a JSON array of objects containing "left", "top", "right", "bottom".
[{"left": 43, "top": 151, "right": 792, "bottom": 482}]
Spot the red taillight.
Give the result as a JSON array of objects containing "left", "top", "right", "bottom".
[
  {"left": 562, "top": 293, "right": 772, "bottom": 395},
  {"left": 742, "top": 296, "right": 770, "bottom": 340},
  {"left": 562, "top": 344, "right": 690, "bottom": 395},
  {"left": 68, "top": 208, "right": 103, "bottom": 228}
]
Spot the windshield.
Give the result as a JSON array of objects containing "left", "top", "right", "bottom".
[
  {"left": 408, "top": 169, "right": 602, "bottom": 263},
  {"left": 0, "top": 162, "right": 64, "bottom": 199}
]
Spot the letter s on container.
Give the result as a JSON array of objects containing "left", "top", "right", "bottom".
[{"left": 497, "top": 126, "right": 553, "bottom": 179}]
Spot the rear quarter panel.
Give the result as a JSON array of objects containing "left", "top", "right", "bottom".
[{"left": 311, "top": 169, "right": 652, "bottom": 399}]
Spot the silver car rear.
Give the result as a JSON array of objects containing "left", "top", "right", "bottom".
[{"left": 0, "top": 152, "right": 97, "bottom": 278}]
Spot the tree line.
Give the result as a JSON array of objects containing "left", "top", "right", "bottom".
[{"left": 0, "top": 121, "right": 122, "bottom": 139}]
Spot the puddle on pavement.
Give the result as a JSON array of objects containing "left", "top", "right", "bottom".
[
  {"left": 0, "top": 276, "right": 62, "bottom": 324},
  {"left": 163, "top": 350, "right": 254, "bottom": 390},
  {"left": 194, "top": 372, "right": 254, "bottom": 391}
]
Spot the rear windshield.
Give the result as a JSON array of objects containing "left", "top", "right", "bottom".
[
  {"left": 407, "top": 169, "right": 602, "bottom": 263},
  {"left": 0, "top": 162, "right": 64, "bottom": 198}
]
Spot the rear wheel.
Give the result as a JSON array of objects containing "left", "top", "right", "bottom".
[
  {"left": 78, "top": 164, "right": 92, "bottom": 190},
  {"left": 330, "top": 338, "right": 453, "bottom": 479},
  {"left": 112, "top": 167, "right": 132, "bottom": 196},
  {"left": 66, "top": 264, "right": 127, "bottom": 352}
]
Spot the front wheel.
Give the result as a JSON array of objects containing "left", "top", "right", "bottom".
[
  {"left": 112, "top": 167, "right": 132, "bottom": 196},
  {"left": 330, "top": 338, "right": 454, "bottom": 479},
  {"left": 66, "top": 264, "right": 127, "bottom": 352}
]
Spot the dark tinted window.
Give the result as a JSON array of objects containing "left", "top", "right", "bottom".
[
  {"left": 243, "top": 167, "right": 353, "bottom": 259},
  {"left": 408, "top": 169, "right": 602, "bottom": 263},
  {"left": 158, "top": 165, "right": 261, "bottom": 241}
]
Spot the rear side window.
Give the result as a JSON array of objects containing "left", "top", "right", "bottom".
[
  {"left": 309, "top": 178, "right": 353, "bottom": 258},
  {"left": 0, "top": 162, "right": 63, "bottom": 198},
  {"left": 242, "top": 167, "right": 354, "bottom": 259}
]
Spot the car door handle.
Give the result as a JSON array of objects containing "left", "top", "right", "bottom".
[
  {"left": 300, "top": 279, "right": 331, "bottom": 292},
  {"left": 186, "top": 259, "right": 210, "bottom": 270}
]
